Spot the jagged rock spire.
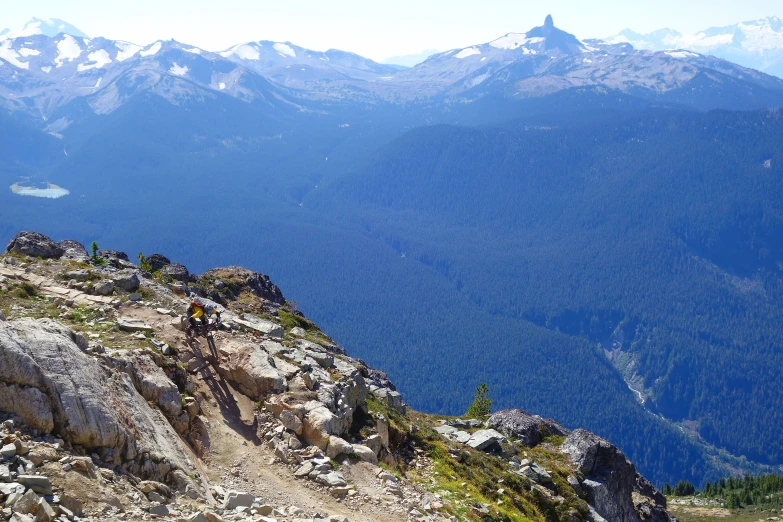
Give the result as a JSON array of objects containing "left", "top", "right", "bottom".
[{"left": 545, "top": 14, "right": 554, "bottom": 28}]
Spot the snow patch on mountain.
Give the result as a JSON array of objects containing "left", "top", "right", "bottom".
[
  {"left": 41, "top": 66, "right": 52, "bottom": 73},
  {"left": 228, "top": 44, "right": 260, "bottom": 60},
  {"left": 455, "top": 47, "right": 481, "bottom": 59},
  {"left": 55, "top": 35, "right": 82, "bottom": 67},
  {"left": 273, "top": 43, "right": 296, "bottom": 57},
  {"left": 169, "top": 63, "right": 188, "bottom": 76},
  {"left": 0, "top": 40, "right": 29, "bottom": 69},
  {"left": 183, "top": 47, "right": 202, "bottom": 55},
  {"left": 665, "top": 50, "right": 699, "bottom": 59},
  {"left": 18, "top": 48, "right": 40, "bottom": 57},
  {"left": 78, "top": 49, "right": 112, "bottom": 71},
  {"left": 116, "top": 42, "right": 141, "bottom": 61},
  {"left": 140, "top": 41, "right": 162, "bottom": 57},
  {"left": 454, "top": 47, "right": 481, "bottom": 59},
  {"left": 491, "top": 33, "right": 534, "bottom": 50}
]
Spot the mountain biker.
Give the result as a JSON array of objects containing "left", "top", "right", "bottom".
[{"left": 187, "top": 299, "right": 220, "bottom": 330}]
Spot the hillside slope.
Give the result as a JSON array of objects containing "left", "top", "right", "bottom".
[{"left": 0, "top": 230, "right": 673, "bottom": 522}]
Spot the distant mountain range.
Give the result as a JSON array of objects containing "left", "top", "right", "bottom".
[
  {"left": 1, "top": 14, "right": 781, "bottom": 127},
  {"left": 606, "top": 16, "right": 783, "bottom": 78},
  {"left": 381, "top": 49, "right": 440, "bottom": 68}
]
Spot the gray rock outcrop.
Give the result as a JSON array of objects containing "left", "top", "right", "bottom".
[
  {"left": 201, "top": 266, "right": 286, "bottom": 305},
  {"left": 488, "top": 408, "right": 570, "bottom": 446},
  {"left": 57, "top": 240, "right": 90, "bottom": 262},
  {"left": 0, "top": 318, "right": 198, "bottom": 487},
  {"left": 6, "top": 232, "right": 64, "bottom": 259},
  {"left": 146, "top": 254, "right": 171, "bottom": 272},
  {"left": 561, "top": 429, "right": 672, "bottom": 522},
  {"left": 217, "top": 339, "right": 286, "bottom": 398},
  {"left": 112, "top": 270, "right": 141, "bottom": 292},
  {"left": 161, "top": 263, "right": 189, "bottom": 282}
]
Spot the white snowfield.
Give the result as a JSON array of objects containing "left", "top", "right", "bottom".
[
  {"left": 665, "top": 50, "right": 699, "bottom": 59},
  {"left": 227, "top": 44, "right": 260, "bottom": 61},
  {"left": 273, "top": 42, "right": 296, "bottom": 57},
  {"left": 115, "top": 41, "right": 141, "bottom": 61},
  {"left": 169, "top": 63, "right": 188, "bottom": 76},
  {"left": 139, "top": 41, "right": 162, "bottom": 57},
  {"left": 54, "top": 35, "right": 83, "bottom": 67},
  {"left": 455, "top": 47, "right": 481, "bottom": 59},
  {"left": 77, "top": 49, "right": 112, "bottom": 71},
  {"left": 490, "top": 34, "right": 543, "bottom": 50},
  {"left": 0, "top": 40, "right": 30, "bottom": 69}
]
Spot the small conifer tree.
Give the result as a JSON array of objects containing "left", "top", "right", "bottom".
[
  {"left": 137, "top": 252, "right": 153, "bottom": 272},
  {"left": 466, "top": 383, "right": 492, "bottom": 420}
]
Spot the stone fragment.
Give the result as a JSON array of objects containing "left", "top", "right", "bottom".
[
  {"left": 116, "top": 317, "right": 153, "bottom": 332},
  {"left": 223, "top": 490, "right": 255, "bottom": 510},
  {"left": 17, "top": 475, "right": 53, "bottom": 495},
  {"left": 280, "top": 409, "right": 303, "bottom": 435}
]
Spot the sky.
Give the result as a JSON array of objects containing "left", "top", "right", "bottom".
[{"left": 1, "top": 0, "right": 780, "bottom": 61}]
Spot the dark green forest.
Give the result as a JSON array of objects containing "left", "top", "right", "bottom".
[
  {"left": 665, "top": 474, "right": 783, "bottom": 510},
  {"left": 2, "top": 91, "right": 782, "bottom": 487}
]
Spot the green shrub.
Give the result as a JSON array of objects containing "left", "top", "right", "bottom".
[{"left": 466, "top": 383, "right": 492, "bottom": 420}]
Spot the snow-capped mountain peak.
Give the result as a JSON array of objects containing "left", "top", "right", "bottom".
[
  {"left": 0, "top": 17, "right": 88, "bottom": 41},
  {"left": 605, "top": 16, "right": 783, "bottom": 77}
]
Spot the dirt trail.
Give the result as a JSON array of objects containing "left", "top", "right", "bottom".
[{"left": 119, "top": 303, "right": 410, "bottom": 522}]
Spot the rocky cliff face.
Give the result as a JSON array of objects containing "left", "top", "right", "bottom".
[{"left": 0, "top": 231, "right": 674, "bottom": 522}]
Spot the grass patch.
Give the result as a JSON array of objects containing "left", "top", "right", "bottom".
[
  {"left": 278, "top": 310, "right": 319, "bottom": 332},
  {"left": 11, "top": 282, "right": 39, "bottom": 299},
  {"left": 402, "top": 411, "right": 590, "bottom": 522}
]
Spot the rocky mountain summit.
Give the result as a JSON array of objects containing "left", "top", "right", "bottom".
[{"left": 0, "top": 231, "right": 673, "bottom": 522}]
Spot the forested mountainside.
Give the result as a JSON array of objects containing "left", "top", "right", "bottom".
[{"left": 303, "top": 107, "right": 783, "bottom": 484}]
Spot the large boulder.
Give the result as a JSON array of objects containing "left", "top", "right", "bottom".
[
  {"left": 487, "top": 408, "right": 570, "bottom": 446},
  {"left": 99, "top": 250, "right": 134, "bottom": 269},
  {"left": 466, "top": 429, "right": 508, "bottom": 454},
  {"left": 217, "top": 340, "right": 285, "bottom": 398},
  {"left": 112, "top": 270, "right": 140, "bottom": 292},
  {"left": 233, "top": 313, "right": 284, "bottom": 338},
  {"left": 57, "top": 240, "right": 90, "bottom": 262},
  {"left": 561, "top": 429, "right": 672, "bottom": 522},
  {"left": 161, "top": 263, "right": 189, "bottom": 282},
  {"left": 146, "top": 254, "right": 171, "bottom": 272},
  {"left": 0, "top": 318, "right": 198, "bottom": 486},
  {"left": 6, "top": 232, "right": 63, "bottom": 259},
  {"left": 302, "top": 401, "right": 336, "bottom": 450}
]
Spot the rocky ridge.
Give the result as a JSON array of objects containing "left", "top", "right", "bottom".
[{"left": 0, "top": 231, "right": 674, "bottom": 522}]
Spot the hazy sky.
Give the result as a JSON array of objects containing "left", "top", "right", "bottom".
[{"left": 2, "top": 0, "right": 780, "bottom": 60}]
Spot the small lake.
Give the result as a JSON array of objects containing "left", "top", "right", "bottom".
[{"left": 10, "top": 183, "right": 70, "bottom": 199}]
